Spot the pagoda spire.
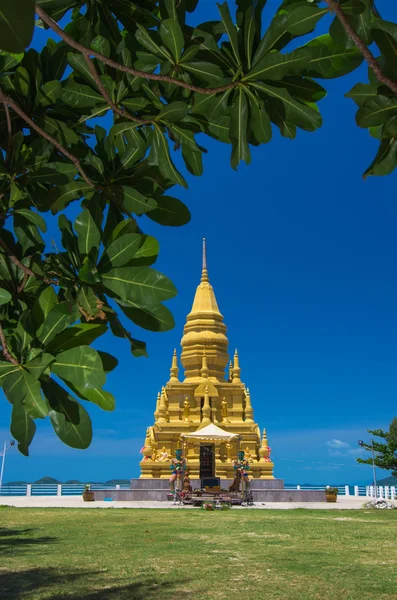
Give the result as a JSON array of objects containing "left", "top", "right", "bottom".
[
  {"left": 169, "top": 349, "right": 179, "bottom": 382},
  {"left": 245, "top": 387, "right": 254, "bottom": 422},
  {"left": 154, "top": 392, "right": 161, "bottom": 422},
  {"left": 180, "top": 239, "right": 229, "bottom": 382},
  {"left": 201, "top": 237, "right": 209, "bottom": 283},
  {"left": 158, "top": 388, "right": 167, "bottom": 423},
  {"left": 232, "top": 349, "right": 241, "bottom": 383},
  {"left": 201, "top": 352, "right": 209, "bottom": 379}
]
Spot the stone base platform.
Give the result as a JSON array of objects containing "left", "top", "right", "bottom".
[{"left": 91, "top": 479, "right": 326, "bottom": 503}]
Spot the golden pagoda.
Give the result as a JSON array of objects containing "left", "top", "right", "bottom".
[{"left": 139, "top": 240, "right": 274, "bottom": 480}]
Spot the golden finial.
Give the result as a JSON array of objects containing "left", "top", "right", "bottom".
[
  {"left": 259, "top": 427, "right": 270, "bottom": 460},
  {"left": 169, "top": 348, "right": 179, "bottom": 382},
  {"left": 158, "top": 388, "right": 167, "bottom": 423},
  {"left": 154, "top": 392, "right": 161, "bottom": 422},
  {"left": 228, "top": 360, "right": 233, "bottom": 382},
  {"left": 232, "top": 348, "right": 241, "bottom": 383},
  {"left": 201, "top": 352, "right": 209, "bottom": 379},
  {"left": 202, "top": 384, "right": 211, "bottom": 423},
  {"left": 201, "top": 237, "right": 209, "bottom": 283},
  {"left": 245, "top": 387, "right": 254, "bottom": 422}
]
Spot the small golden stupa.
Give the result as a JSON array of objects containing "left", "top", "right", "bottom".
[{"left": 139, "top": 240, "right": 274, "bottom": 480}]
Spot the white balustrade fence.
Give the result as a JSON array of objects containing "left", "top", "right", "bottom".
[{"left": 0, "top": 483, "right": 395, "bottom": 497}]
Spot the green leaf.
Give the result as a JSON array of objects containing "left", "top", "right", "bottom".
[
  {"left": 345, "top": 82, "right": 380, "bottom": 107},
  {"left": 91, "top": 352, "right": 115, "bottom": 376},
  {"left": 102, "top": 266, "right": 177, "bottom": 305},
  {"left": 0, "top": 0, "right": 35, "bottom": 53},
  {"left": 286, "top": 5, "right": 328, "bottom": 36},
  {"left": 159, "top": 18, "right": 184, "bottom": 62},
  {"left": 157, "top": 101, "right": 189, "bottom": 122},
  {"left": 42, "top": 379, "right": 93, "bottom": 449},
  {"left": 25, "top": 353, "right": 55, "bottom": 380},
  {"left": 61, "top": 80, "right": 106, "bottom": 108},
  {"left": 51, "top": 346, "right": 107, "bottom": 390},
  {"left": 70, "top": 385, "right": 115, "bottom": 412},
  {"left": 46, "top": 323, "right": 108, "bottom": 354},
  {"left": 50, "top": 183, "right": 93, "bottom": 215},
  {"left": 363, "top": 138, "right": 397, "bottom": 178},
  {"left": 119, "top": 300, "right": 175, "bottom": 332},
  {"left": 150, "top": 126, "right": 187, "bottom": 188},
  {"left": 0, "top": 361, "right": 20, "bottom": 385},
  {"left": 244, "top": 48, "right": 311, "bottom": 82},
  {"left": 135, "top": 23, "right": 173, "bottom": 61},
  {"left": 0, "top": 288, "right": 12, "bottom": 306},
  {"left": 110, "top": 186, "right": 157, "bottom": 216},
  {"left": 217, "top": 2, "right": 241, "bottom": 65},
  {"left": 273, "top": 75, "right": 327, "bottom": 103},
  {"left": 13, "top": 209, "right": 47, "bottom": 233},
  {"left": 77, "top": 286, "right": 102, "bottom": 319},
  {"left": 356, "top": 96, "right": 397, "bottom": 128},
  {"left": 32, "top": 286, "right": 58, "bottom": 330},
  {"left": 10, "top": 401, "right": 36, "bottom": 456},
  {"left": 29, "top": 162, "right": 78, "bottom": 185},
  {"left": 130, "top": 235, "right": 159, "bottom": 266},
  {"left": 304, "top": 34, "right": 363, "bottom": 79},
  {"left": 38, "top": 303, "right": 77, "bottom": 347},
  {"left": 91, "top": 35, "right": 111, "bottom": 57},
  {"left": 78, "top": 259, "right": 102, "bottom": 285},
  {"left": 99, "top": 233, "right": 141, "bottom": 270},
  {"left": 36, "top": 80, "right": 62, "bottom": 107},
  {"left": 146, "top": 195, "right": 191, "bottom": 226},
  {"left": 108, "top": 314, "right": 148, "bottom": 358},
  {"left": 246, "top": 91, "right": 272, "bottom": 144},
  {"left": 74, "top": 209, "right": 101, "bottom": 256},
  {"left": 13, "top": 215, "right": 44, "bottom": 254},
  {"left": 252, "top": 12, "right": 291, "bottom": 66},
  {"left": 252, "top": 81, "right": 322, "bottom": 131},
  {"left": 372, "top": 27, "right": 397, "bottom": 79},
  {"left": 3, "top": 369, "right": 48, "bottom": 419},
  {"left": 182, "top": 61, "right": 226, "bottom": 86},
  {"left": 230, "top": 88, "right": 251, "bottom": 170}
]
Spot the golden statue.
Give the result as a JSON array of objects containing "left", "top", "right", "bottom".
[
  {"left": 245, "top": 447, "right": 255, "bottom": 463},
  {"left": 151, "top": 448, "right": 158, "bottom": 462},
  {"left": 183, "top": 397, "right": 190, "bottom": 422},
  {"left": 158, "top": 446, "right": 169, "bottom": 461},
  {"left": 226, "top": 441, "right": 232, "bottom": 463},
  {"left": 221, "top": 397, "right": 229, "bottom": 422}
]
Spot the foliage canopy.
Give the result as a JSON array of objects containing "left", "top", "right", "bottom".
[
  {"left": 0, "top": 0, "right": 396, "bottom": 454},
  {"left": 358, "top": 418, "right": 397, "bottom": 478}
]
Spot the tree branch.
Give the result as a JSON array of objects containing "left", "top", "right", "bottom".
[
  {"left": 0, "top": 321, "right": 19, "bottom": 365},
  {"left": 83, "top": 55, "right": 152, "bottom": 125},
  {"left": 0, "top": 238, "right": 58, "bottom": 286},
  {"left": 0, "top": 87, "right": 94, "bottom": 187},
  {"left": 36, "top": 6, "right": 238, "bottom": 96},
  {"left": 324, "top": 0, "right": 397, "bottom": 96},
  {"left": 3, "top": 102, "right": 12, "bottom": 165}
]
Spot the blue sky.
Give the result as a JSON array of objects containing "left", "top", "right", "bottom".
[{"left": 1, "top": 1, "right": 397, "bottom": 485}]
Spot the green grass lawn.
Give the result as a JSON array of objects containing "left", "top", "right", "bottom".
[{"left": 1, "top": 507, "right": 397, "bottom": 600}]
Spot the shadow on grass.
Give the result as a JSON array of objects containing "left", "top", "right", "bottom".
[
  {"left": 0, "top": 528, "right": 57, "bottom": 555},
  {"left": 0, "top": 568, "right": 190, "bottom": 599}
]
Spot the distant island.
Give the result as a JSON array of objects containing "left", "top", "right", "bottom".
[{"left": 5, "top": 476, "right": 131, "bottom": 485}]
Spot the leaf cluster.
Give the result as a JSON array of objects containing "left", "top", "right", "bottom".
[{"left": 0, "top": 0, "right": 396, "bottom": 454}]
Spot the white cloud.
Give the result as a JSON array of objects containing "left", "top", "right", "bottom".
[
  {"left": 346, "top": 447, "right": 366, "bottom": 456},
  {"left": 326, "top": 439, "right": 350, "bottom": 449},
  {"left": 328, "top": 450, "right": 343, "bottom": 457}
]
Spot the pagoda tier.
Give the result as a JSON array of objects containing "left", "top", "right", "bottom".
[{"left": 139, "top": 240, "right": 274, "bottom": 480}]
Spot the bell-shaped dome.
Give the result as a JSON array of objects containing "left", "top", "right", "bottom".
[{"left": 180, "top": 239, "right": 229, "bottom": 382}]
